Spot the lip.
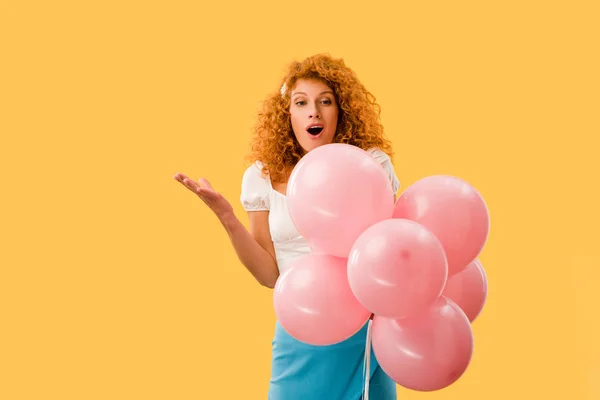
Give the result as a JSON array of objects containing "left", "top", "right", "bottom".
[
  {"left": 305, "top": 123, "right": 325, "bottom": 140},
  {"left": 305, "top": 123, "right": 324, "bottom": 130}
]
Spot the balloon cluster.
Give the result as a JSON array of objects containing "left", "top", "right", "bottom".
[{"left": 273, "top": 144, "right": 490, "bottom": 392}]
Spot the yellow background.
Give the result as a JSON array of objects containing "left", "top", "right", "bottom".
[{"left": 1, "top": 0, "right": 598, "bottom": 398}]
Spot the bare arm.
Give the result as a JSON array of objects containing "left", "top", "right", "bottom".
[
  {"left": 219, "top": 210, "right": 279, "bottom": 288},
  {"left": 174, "top": 173, "right": 279, "bottom": 288}
]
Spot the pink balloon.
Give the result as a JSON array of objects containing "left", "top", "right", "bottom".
[
  {"left": 393, "top": 175, "right": 489, "bottom": 276},
  {"left": 347, "top": 218, "right": 448, "bottom": 319},
  {"left": 273, "top": 253, "right": 371, "bottom": 346},
  {"left": 287, "top": 144, "right": 395, "bottom": 258},
  {"left": 442, "top": 259, "right": 488, "bottom": 322},
  {"left": 372, "top": 296, "right": 474, "bottom": 392}
]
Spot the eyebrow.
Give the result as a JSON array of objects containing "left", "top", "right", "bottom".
[{"left": 291, "top": 91, "right": 334, "bottom": 97}]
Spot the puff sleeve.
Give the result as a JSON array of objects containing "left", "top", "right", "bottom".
[
  {"left": 367, "top": 148, "right": 401, "bottom": 195},
  {"left": 240, "top": 161, "right": 271, "bottom": 211}
]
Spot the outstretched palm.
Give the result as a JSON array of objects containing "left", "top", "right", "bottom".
[{"left": 173, "top": 173, "right": 234, "bottom": 219}]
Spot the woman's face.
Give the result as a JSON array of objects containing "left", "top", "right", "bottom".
[{"left": 289, "top": 78, "right": 339, "bottom": 153}]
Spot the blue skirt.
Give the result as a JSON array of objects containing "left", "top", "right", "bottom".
[{"left": 268, "top": 321, "right": 397, "bottom": 400}]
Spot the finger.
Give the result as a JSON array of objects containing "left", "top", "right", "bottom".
[
  {"left": 198, "top": 177, "right": 213, "bottom": 190},
  {"left": 174, "top": 174, "right": 200, "bottom": 193},
  {"left": 173, "top": 172, "right": 189, "bottom": 182},
  {"left": 182, "top": 178, "right": 202, "bottom": 193}
]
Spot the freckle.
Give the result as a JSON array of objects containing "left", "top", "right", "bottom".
[{"left": 400, "top": 250, "right": 411, "bottom": 260}]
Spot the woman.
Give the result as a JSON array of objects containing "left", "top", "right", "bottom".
[{"left": 174, "top": 54, "right": 400, "bottom": 399}]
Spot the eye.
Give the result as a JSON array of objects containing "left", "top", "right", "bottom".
[
  {"left": 295, "top": 101, "right": 306, "bottom": 106},
  {"left": 321, "top": 99, "right": 332, "bottom": 105}
]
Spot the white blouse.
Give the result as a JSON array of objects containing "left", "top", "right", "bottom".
[{"left": 240, "top": 147, "right": 401, "bottom": 275}]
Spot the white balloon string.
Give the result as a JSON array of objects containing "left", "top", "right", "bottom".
[{"left": 362, "top": 319, "right": 373, "bottom": 400}]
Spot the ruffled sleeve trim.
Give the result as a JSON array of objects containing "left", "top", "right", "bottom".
[{"left": 240, "top": 161, "right": 271, "bottom": 211}]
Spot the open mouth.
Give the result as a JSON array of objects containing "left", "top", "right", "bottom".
[{"left": 307, "top": 126, "right": 324, "bottom": 136}]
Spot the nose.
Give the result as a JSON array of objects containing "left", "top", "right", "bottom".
[{"left": 309, "top": 105, "right": 321, "bottom": 119}]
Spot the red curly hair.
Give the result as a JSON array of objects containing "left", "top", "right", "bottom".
[{"left": 248, "top": 53, "right": 394, "bottom": 183}]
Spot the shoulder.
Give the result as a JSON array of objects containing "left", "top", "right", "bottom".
[
  {"left": 242, "top": 161, "right": 268, "bottom": 184},
  {"left": 365, "top": 147, "right": 401, "bottom": 194},
  {"left": 366, "top": 147, "right": 393, "bottom": 164},
  {"left": 240, "top": 161, "right": 271, "bottom": 211}
]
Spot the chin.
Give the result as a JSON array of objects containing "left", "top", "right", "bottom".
[
  {"left": 296, "top": 132, "right": 335, "bottom": 154},
  {"left": 302, "top": 142, "right": 328, "bottom": 153}
]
